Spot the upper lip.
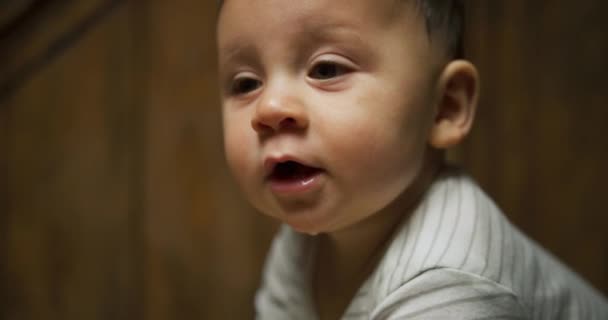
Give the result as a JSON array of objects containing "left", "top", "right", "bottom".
[{"left": 263, "top": 154, "right": 322, "bottom": 177}]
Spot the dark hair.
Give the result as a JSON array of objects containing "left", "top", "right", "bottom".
[
  {"left": 217, "top": 0, "right": 464, "bottom": 59},
  {"left": 418, "top": 0, "right": 465, "bottom": 59}
]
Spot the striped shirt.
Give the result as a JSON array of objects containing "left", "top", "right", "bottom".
[{"left": 255, "top": 167, "right": 608, "bottom": 319}]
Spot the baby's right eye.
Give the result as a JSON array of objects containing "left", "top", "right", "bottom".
[{"left": 230, "top": 77, "right": 262, "bottom": 95}]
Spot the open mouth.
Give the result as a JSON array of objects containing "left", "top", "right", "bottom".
[{"left": 268, "top": 160, "right": 323, "bottom": 182}]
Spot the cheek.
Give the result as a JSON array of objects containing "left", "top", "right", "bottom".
[
  {"left": 337, "top": 121, "right": 422, "bottom": 186},
  {"left": 319, "top": 90, "right": 431, "bottom": 193},
  {"left": 223, "top": 111, "right": 255, "bottom": 183}
]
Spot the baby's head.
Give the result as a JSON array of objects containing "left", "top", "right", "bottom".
[{"left": 217, "top": 0, "right": 479, "bottom": 234}]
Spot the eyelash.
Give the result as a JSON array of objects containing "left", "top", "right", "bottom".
[
  {"left": 308, "top": 61, "right": 352, "bottom": 80},
  {"left": 228, "top": 59, "right": 354, "bottom": 96},
  {"left": 230, "top": 77, "right": 262, "bottom": 95}
]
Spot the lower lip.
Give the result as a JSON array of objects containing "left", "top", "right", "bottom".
[{"left": 267, "top": 171, "right": 325, "bottom": 195}]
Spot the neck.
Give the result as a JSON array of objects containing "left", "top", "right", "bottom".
[
  {"left": 313, "top": 153, "right": 442, "bottom": 318},
  {"left": 324, "top": 154, "right": 441, "bottom": 275}
]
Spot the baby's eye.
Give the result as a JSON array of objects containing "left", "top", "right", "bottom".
[
  {"left": 231, "top": 77, "right": 262, "bottom": 95},
  {"left": 308, "top": 61, "right": 350, "bottom": 80}
]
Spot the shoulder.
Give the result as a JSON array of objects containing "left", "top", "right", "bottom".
[
  {"left": 366, "top": 166, "right": 608, "bottom": 319},
  {"left": 371, "top": 167, "right": 505, "bottom": 295},
  {"left": 370, "top": 267, "right": 528, "bottom": 319},
  {"left": 363, "top": 167, "right": 532, "bottom": 317}
]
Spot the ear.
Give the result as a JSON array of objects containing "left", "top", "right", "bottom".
[{"left": 429, "top": 60, "right": 479, "bottom": 149}]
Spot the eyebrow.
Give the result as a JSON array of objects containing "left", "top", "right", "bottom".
[
  {"left": 301, "top": 22, "right": 366, "bottom": 47},
  {"left": 219, "top": 41, "right": 257, "bottom": 68},
  {"left": 297, "top": 22, "right": 373, "bottom": 66},
  {"left": 218, "top": 21, "right": 371, "bottom": 71}
]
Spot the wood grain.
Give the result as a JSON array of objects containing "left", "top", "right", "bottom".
[
  {"left": 1, "top": 2, "right": 138, "bottom": 319},
  {"left": 454, "top": 0, "right": 608, "bottom": 294},
  {"left": 137, "top": 2, "right": 277, "bottom": 319},
  {"left": 1, "top": 1, "right": 606, "bottom": 319}
]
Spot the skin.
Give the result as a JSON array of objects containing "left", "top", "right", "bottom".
[{"left": 217, "top": 0, "right": 479, "bottom": 318}]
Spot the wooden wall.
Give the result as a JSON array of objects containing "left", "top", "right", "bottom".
[
  {"left": 1, "top": 1, "right": 606, "bottom": 319},
  {"left": 2, "top": 2, "right": 141, "bottom": 319},
  {"left": 458, "top": 0, "right": 608, "bottom": 292}
]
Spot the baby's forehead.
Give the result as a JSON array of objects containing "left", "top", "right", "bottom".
[
  {"left": 218, "top": 0, "right": 421, "bottom": 44},
  {"left": 219, "top": 0, "right": 415, "bottom": 27}
]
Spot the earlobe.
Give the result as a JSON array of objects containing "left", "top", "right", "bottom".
[{"left": 429, "top": 60, "right": 479, "bottom": 149}]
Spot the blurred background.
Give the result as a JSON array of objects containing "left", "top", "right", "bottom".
[{"left": 1, "top": 0, "right": 607, "bottom": 319}]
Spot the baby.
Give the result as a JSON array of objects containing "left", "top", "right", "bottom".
[{"left": 216, "top": 0, "right": 608, "bottom": 319}]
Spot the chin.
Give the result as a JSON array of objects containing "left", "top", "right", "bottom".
[
  {"left": 287, "top": 223, "right": 323, "bottom": 236},
  {"left": 280, "top": 214, "right": 326, "bottom": 236},
  {"left": 273, "top": 208, "right": 337, "bottom": 236}
]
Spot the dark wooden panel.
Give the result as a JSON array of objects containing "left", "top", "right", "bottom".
[
  {"left": 138, "top": 2, "right": 276, "bottom": 319},
  {"left": 1, "top": 2, "right": 140, "bottom": 319},
  {"left": 0, "top": 1, "right": 122, "bottom": 100},
  {"left": 2, "top": 1, "right": 606, "bottom": 320},
  {"left": 450, "top": 0, "right": 608, "bottom": 295}
]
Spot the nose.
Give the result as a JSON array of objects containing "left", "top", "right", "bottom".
[{"left": 251, "top": 83, "right": 309, "bottom": 135}]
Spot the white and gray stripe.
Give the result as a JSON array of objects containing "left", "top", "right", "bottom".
[{"left": 255, "top": 167, "right": 608, "bottom": 319}]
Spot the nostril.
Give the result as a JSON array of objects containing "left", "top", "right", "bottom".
[
  {"left": 251, "top": 101, "right": 309, "bottom": 134},
  {"left": 252, "top": 117, "right": 300, "bottom": 134},
  {"left": 279, "top": 117, "right": 297, "bottom": 128}
]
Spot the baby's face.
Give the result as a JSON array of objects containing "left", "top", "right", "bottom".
[{"left": 218, "top": 0, "right": 442, "bottom": 234}]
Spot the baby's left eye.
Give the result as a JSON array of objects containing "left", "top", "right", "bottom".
[{"left": 308, "top": 62, "right": 351, "bottom": 80}]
